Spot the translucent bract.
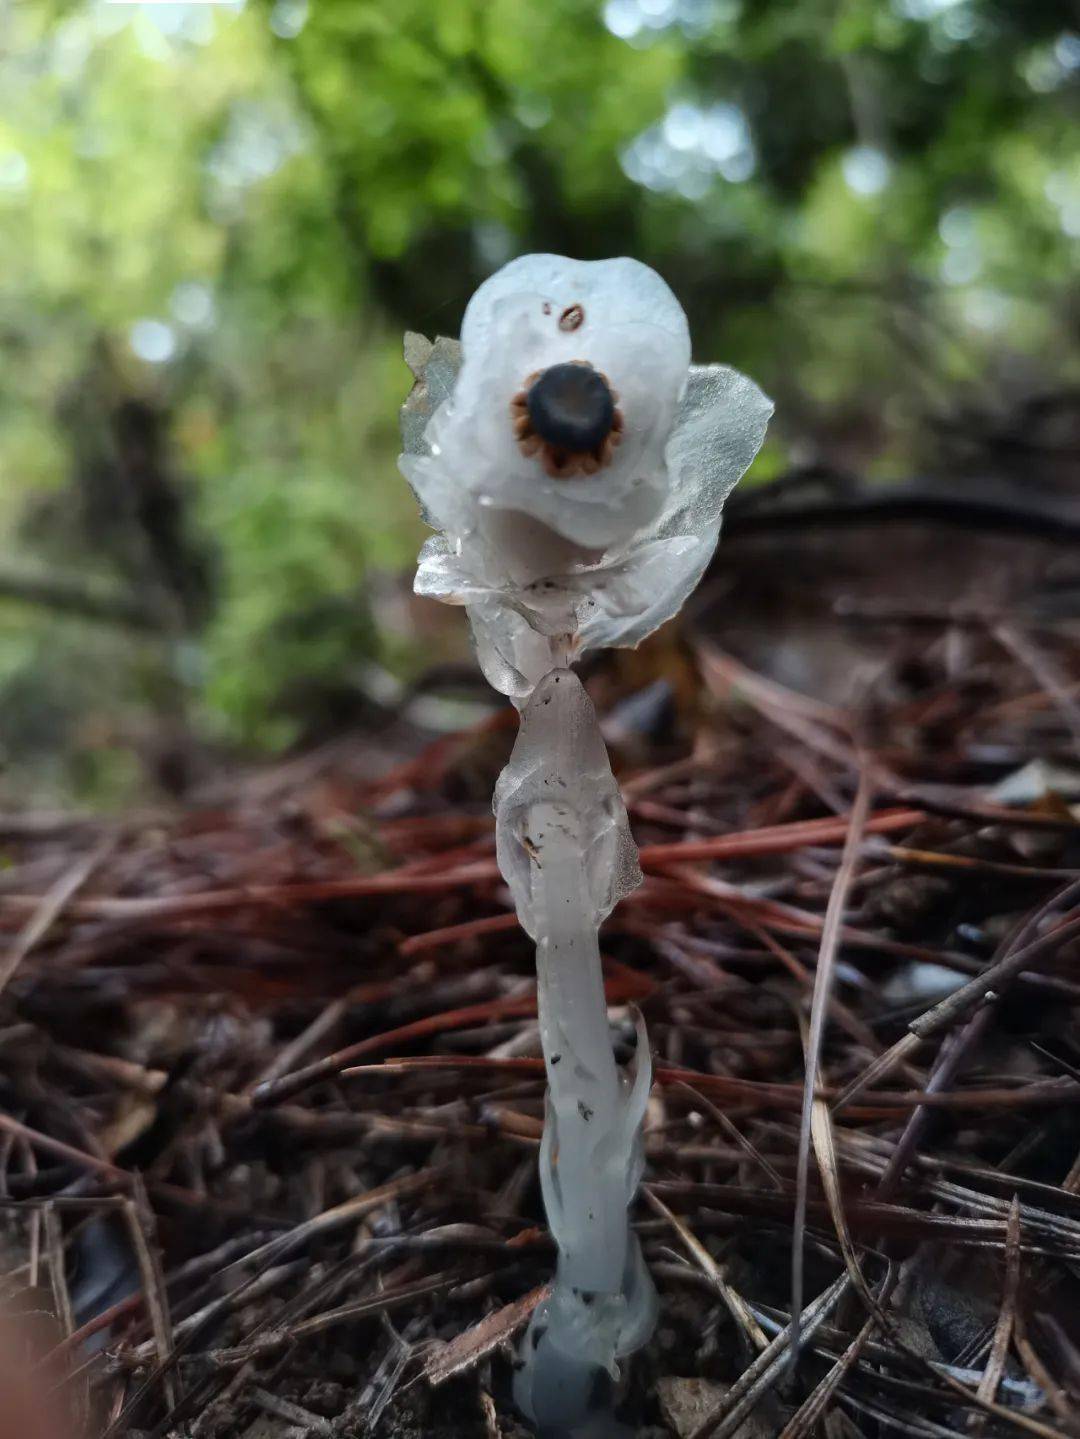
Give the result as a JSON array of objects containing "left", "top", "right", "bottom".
[
  {"left": 494, "top": 668, "right": 642, "bottom": 941},
  {"left": 400, "top": 254, "right": 773, "bottom": 700}
]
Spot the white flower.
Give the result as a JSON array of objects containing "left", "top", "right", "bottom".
[{"left": 400, "top": 254, "right": 773, "bottom": 701}]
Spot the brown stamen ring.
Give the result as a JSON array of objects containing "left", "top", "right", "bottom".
[{"left": 510, "top": 361, "right": 623, "bottom": 479}]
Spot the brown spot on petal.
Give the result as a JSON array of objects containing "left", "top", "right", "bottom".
[{"left": 558, "top": 304, "right": 585, "bottom": 333}]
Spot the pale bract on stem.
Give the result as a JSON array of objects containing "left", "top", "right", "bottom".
[{"left": 400, "top": 253, "right": 771, "bottom": 1434}]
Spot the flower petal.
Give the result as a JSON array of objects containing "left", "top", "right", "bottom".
[
  {"left": 399, "top": 266, "right": 774, "bottom": 700},
  {"left": 658, "top": 364, "right": 774, "bottom": 540},
  {"left": 572, "top": 536, "right": 716, "bottom": 652},
  {"left": 400, "top": 333, "right": 462, "bottom": 458},
  {"left": 461, "top": 253, "right": 690, "bottom": 357},
  {"left": 417, "top": 255, "right": 692, "bottom": 551},
  {"left": 413, "top": 535, "right": 491, "bottom": 605}
]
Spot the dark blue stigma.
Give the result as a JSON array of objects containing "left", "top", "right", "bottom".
[{"left": 526, "top": 364, "right": 615, "bottom": 453}]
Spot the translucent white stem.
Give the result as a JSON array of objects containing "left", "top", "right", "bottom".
[
  {"left": 494, "top": 668, "right": 655, "bottom": 1433},
  {"left": 533, "top": 805, "right": 629, "bottom": 1292}
]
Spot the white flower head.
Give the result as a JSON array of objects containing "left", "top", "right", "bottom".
[{"left": 400, "top": 253, "right": 773, "bottom": 701}]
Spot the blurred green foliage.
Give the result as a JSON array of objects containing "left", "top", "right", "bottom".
[{"left": 0, "top": 0, "right": 1077, "bottom": 800}]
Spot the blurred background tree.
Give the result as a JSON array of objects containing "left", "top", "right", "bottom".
[{"left": 0, "top": 0, "right": 1077, "bottom": 802}]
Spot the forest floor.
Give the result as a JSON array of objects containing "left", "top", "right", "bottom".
[{"left": 2, "top": 481, "right": 1080, "bottom": 1439}]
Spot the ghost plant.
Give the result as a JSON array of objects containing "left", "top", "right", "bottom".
[{"left": 400, "top": 255, "right": 771, "bottom": 1432}]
